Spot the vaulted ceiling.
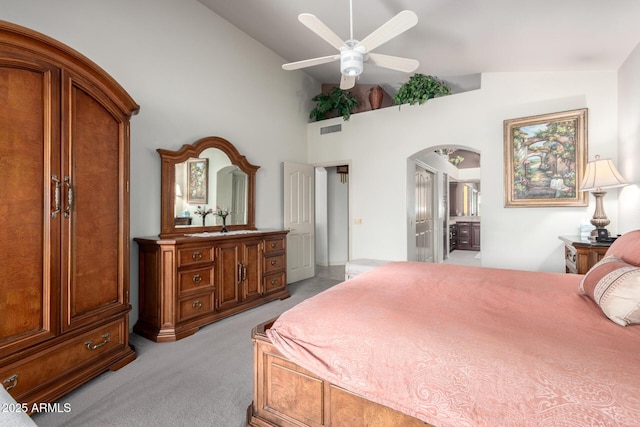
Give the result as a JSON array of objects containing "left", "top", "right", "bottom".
[{"left": 198, "top": 0, "right": 640, "bottom": 92}]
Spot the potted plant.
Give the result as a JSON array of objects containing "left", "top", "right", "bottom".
[
  {"left": 309, "top": 86, "right": 359, "bottom": 121},
  {"left": 393, "top": 74, "right": 451, "bottom": 106}
]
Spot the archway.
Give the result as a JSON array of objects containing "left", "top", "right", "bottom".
[{"left": 408, "top": 145, "right": 481, "bottom": 265}]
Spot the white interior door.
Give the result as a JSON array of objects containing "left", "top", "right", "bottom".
[{"left": 284, "top": 162, "right": 315, "bottom": 283}]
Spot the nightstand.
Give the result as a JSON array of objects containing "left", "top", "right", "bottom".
[{"left": 558, "top": 235, "right": 612, "bottom": 274}]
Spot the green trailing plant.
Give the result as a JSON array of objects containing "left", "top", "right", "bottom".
[
  {"left": 393, "top": 73, "right": 451, "bottom": 106},
  {"left": 309, "top": 87, "right": 359, "bottom": 122}
]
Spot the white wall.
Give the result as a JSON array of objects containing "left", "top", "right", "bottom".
[
  {"left": 308, "top": 72, "right": 619, "bottom": 272},
  {"left": 618, "top": 42, "right": 640, "bottom": 232},
  {"left": 1, "top": 0, "right": 319, "bottom": 324}
]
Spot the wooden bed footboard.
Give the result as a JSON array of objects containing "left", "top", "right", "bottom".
[{"left": 248, "top": 319, "right": 430, "bottom": 427}]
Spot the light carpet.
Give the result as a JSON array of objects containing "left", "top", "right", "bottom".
[{"left": 31, "top": 276, "right": 340, "bottom": 427}]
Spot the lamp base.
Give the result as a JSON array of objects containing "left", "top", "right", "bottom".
[{"left": 589, "top": 190, "right": 611, "bottom": 231}]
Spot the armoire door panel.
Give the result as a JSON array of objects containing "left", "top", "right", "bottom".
[
  {"left": 61, "top": 75, "right": 128, "bottom": 330},
  {"left": 216, "top": 243, "right": 241, "bottom": 310},
  {"left": 0, "top": 58, "right": 60, "bottom": 355},
  {"left": 243, "top": 240, "right": 263, "bottom": 301}
]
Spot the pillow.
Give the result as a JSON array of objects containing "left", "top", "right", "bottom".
[
  {"left": 580, "top": 255, "right": 640, "bottom": 326},
  {"left": 605, "top": 229, "right": 640, "bottom": 266}
]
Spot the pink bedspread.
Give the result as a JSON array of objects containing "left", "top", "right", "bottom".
[{"left": 267, "top": 262, "right": 640, "bottom": 426}]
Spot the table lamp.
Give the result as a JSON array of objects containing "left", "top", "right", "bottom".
[{"left": 579, "top": 155, "right": 629, "bottom": 239}]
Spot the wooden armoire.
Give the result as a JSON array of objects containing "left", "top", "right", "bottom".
[{"left": 0, "top": 20, "right": 138, "bottom": 406}]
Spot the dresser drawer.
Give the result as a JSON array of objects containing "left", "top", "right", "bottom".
[
  {"left": 177, "top": 293, "right": 215, "bottom": 322},
  {"left": 178, "top": 267, "right": 215, "bottom": 296},
  {"left": 0, "top": 320, "right": 125, "bottom": 399},
  {"left": 264, "top": 254, "right": 285, "bottom": 274},
  {"left": 264, "top": 237, "right": 286, "bottom": 255},
  {"left": 263, "top": 272, "right": 286, "bottom": 293},
  {"left": 177, "top": 245, "right": 214, "bottom": 269}
]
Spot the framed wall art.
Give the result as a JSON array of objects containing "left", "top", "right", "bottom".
[
  {"left": 186, "top": 158, "right": 208, "bottom": 204},
  {"left": 503, "top": 108, "right": 588, "bottom": 207}
]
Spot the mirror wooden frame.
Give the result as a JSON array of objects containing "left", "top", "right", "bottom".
[{"left": 158, "top": 136, "right": 259, "bottom": 237}]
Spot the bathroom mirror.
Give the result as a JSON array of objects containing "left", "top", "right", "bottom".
[{"left": 158, "top": 136, "right": 259, "bottom": 237}]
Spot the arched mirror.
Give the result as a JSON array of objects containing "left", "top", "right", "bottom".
[{"left": 158, "top": 136, "right": 259, "bottom": 237}]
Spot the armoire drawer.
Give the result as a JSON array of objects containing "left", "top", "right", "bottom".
[
  {"left": 177, "top": 245, "right": 214, "bottom": 268},
  {"left": 0, "top": 320, "right": 125, "bottom": 399},
  {"left": 264, "top": 237, "right": 286, "bottom": 255},
  {"left": 177, "top": 293, "right": 215, "bottom": 322},
  {"left": 263, "top": 272, "right": 286, "bottom": 293},
  {"left": 178, "top": 267, "right": 215, "bottom": 296},
  {"left": 264, "top": 254, "right": 285, "bottom": 274}
]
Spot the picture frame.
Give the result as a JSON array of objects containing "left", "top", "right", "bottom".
[
  {"left": 503, "top": 108, "right": 588, "bottom": 207},
  {"left": 186, "top": 158, "right": 208, "bottom": 204}
]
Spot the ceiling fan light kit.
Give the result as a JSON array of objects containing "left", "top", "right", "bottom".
[
  {"left": 340, "top": 44, "right": 365, "bottom": 77},
  {"left": 282, "top": 0, "right": 419, "bottom": 89}
]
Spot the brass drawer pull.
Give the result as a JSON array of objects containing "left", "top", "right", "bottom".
[
  {"left": 271, "top": 242, "right": 278, "bottom": 248},
  {"left": 192, "top": 300, "right": 202, "bottom": 310},
  {"left": 85, "top": 332, "right": 110, "bottom": 351},
  {"left": 64, "top": 175, "right": 73, "bottom": 218},
  {"left": 192, "top": 251, "right": 202, "bottom": 261},
  {"left": 271, "top": 279, "right": 278, "bottom": 285},
  {"left": 271, "top": 260, "right": 277, "bottom": 266},
  {"left": 51, "top": 174, "right": 61, "bottom": 218},
  {"left": 2, "top": 374, "right": 18, "bottom": 391},
  {"left": 192, "top": 274, "right": 202, "bottom": 284}
]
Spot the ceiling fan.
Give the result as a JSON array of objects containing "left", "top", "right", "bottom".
[{"left": 282, "top": 0, "right": 420, "bottom": 90}]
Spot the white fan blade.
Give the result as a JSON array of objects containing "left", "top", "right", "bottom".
[
  {"left": 355, "top": 10, "right": 418, "bottom": 53},
  {"left": 299, "top": 13, "right": 348, "bottom": 51},
  {"left": 367, "top": 53, "right": 419, "bottom": 73},
  {"left": 282, "top": 55, "right": 339, "bottom": 71},
  {"left": 340, "top": 74, "right": 356, "bottom": 90}
]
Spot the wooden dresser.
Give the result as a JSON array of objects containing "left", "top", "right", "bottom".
[
  {"left": 0, "top": 21, "right": 138, "bottom": 407},
  {"left": 559, "top": 235, "right": 612, "bottom": 274},
  {"left": 134, "top": 230, "right": 289, "bottom": 342}
]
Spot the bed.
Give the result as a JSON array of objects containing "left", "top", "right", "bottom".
[{"left": 248, "top": 230, "right": 640, "bottom": 427}]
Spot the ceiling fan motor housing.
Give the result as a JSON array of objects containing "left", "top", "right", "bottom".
[{"left": 340, "top": 49, "right": 364, "bottom": 77}]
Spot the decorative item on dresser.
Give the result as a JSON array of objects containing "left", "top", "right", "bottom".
[
  {"left": 559, "top": 235, "right": 612, "bottom": 274},
  {"left": 134, "top": 137, "right": 290, "bottom": 342},
  {"left": 0, "top": 21, "right": 138, "bottom": 408}
]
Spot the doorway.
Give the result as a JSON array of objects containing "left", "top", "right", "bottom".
[
  {"left": 315, "top": 166, "right": 349, "bottom": 278},
  {"left": 409, "top": 146, "right": 481, "bottom": 265},
  {"left": 284, "top": 162, "right": 350, "bottom": 283}
]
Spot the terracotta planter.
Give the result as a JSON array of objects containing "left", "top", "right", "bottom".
[{"left": 368, "top": 85, "right": 383, "bottom": 110}]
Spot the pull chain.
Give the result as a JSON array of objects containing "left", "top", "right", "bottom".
[{"left": 349, "top": 0, "right": 353, "bottom": 40}]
